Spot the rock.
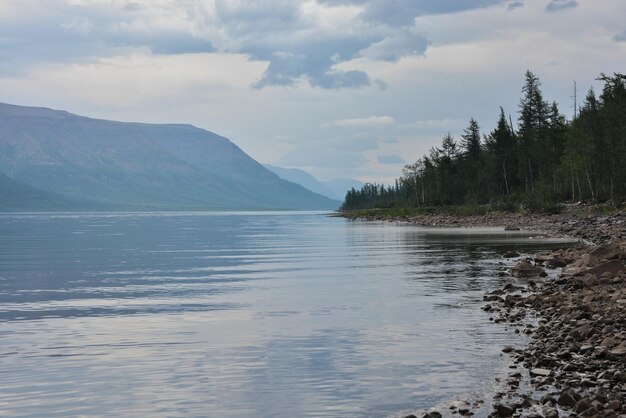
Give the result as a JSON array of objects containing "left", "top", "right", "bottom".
[
  {"left": 494, "top": 402, "right": 516, "bottom": 416},
  {"left": 614, "top": 371, "right": 626, "bottom": 382},
  {"left": 557, "top": 388, "right": 578, "bottom": 407},
  {"left": 504, "top": 225, "right": 520, "bottom": 231},
  {"left": 600, "top": 336, "right": 617, "bottom": 348},
  {"left": 588, "top": 244, "right": 622, "bottom": 262},
  {"left": 569, "top": 323, "right": 593, "bottom": 339},
  {"left": 586, "top": 260, "right": 626, "bottom": 277},
  {"left": 542, "top": 405, "right": 559, "bottom": 418},
  {"left": 607, "top": 399, "right": 621, "bottom": 411},
  {"left": 579, "top": 274, "right": 598, "bottom": 288},
  {"left": 609, "top": 341, "right": 626, "bottom": 355},
  {"left": 510, "top": 261, "right": 547, "bottom": 278},
  {"left": 575, "top": 398, "right": 592, "bottom": 413},
  {"left": 547, "top": 257, "right": 568, "bottom": 268},
  {"left": 421, "top": 412, "right": 441, "bottom": 418},
  {"left": 530, "top": 368, "right": 551, "bottom": 377},
  {"left": 571, "top": 253, "right": 600, "bottom": 269},
  {"left": 502, "top": 346, "right": 515, "bottom": 353},
  {"left": 503, "top": 251, "right": 520, "bottom": 258}
]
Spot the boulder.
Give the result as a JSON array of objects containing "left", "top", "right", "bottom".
[
  {"left": 588, "top": 244, "right": 622, "bottom": 262},
  {"left": 546, "top": 257, "right": 568, "bottom": 268},
  {"left": 510, "top": 261, "right": 547, "bottom": 278},
  {"left": 585, "top": 260, "right": 625, "bottom": 277}
]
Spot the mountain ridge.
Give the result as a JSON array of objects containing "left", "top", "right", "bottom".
[{"left": 0, "top": 102, "right": 340, "bottom": 211}]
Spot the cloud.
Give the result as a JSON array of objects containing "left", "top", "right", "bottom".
[
  {"left": 545, "top": 0, "right": 578, "bottom": 12},
  {"left": 408, "top": 118, "right": 467, "bottom": 131},
  {"left": 0, "top": 0, "right": 510, "bottom": 89},
  {"left": 380, "top": 137, "right": 399, "bottom": 144},
  {"left": 326, "top": 115, "right": 395, "bottom": 127},
  {"left": 319, "top": 0, "right": 507, "bottom": 26},
  {"left": 359, "top": 29, "right": 429, "bottom": 62},
  {"left": 377, "top": 154, "right": 406, "bottom": 164},
  {"left": 374, "top": 79, "right": 389, "bottom": 90},
  {"left": 277, "top": 146, "right": 367, "bottom": 168},
  {"left": 507, "top": 2, "right": 524, "bottom": 10},
  {"left": 613, "top": 31, "right": 626, "bottom": 42}
]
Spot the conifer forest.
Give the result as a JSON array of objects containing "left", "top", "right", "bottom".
[{"left": 342, "top": 71, "right": 626, "bottom": 212}]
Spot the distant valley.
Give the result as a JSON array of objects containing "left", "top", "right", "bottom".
[{"left": 0, "top": 103, "right": 340, "bottom": 211}]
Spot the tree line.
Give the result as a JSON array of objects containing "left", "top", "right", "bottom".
[{"left": 342, "top": 71, "right": 626, "bottom": 212}]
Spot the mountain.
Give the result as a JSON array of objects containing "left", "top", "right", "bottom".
[
  {"left": 322, "top": 178, "right": 364, "bottom": 202},
  {"left": 0, "top": 103, "right": 339, "bottom": 211},
  {"left": 264, "top": 164, "right": 339, "bottom": 200},
  {"left": 0, "top": 172, "right": 107, "bottom": 211}
]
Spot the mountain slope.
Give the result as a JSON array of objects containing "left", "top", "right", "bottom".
[
  {"left": 0, "top": 103, "right": 339, "bottom": 211},
  {"left": 0, "top": 172, "right": 106, "bottom": 211},
  {"left": 322, "top": 179, "right": 364, "bottom": 202},
  {"left": 264, "top": 164, "right": 339, "bottom": 200}
]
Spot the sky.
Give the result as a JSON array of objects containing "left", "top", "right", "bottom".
[{"left": 1, "top": 0, "right": 625, "bottom": 183}]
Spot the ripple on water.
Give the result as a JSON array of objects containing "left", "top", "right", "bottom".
[{"left": 0, "top": 212, "right": 575, "bottom": 417}]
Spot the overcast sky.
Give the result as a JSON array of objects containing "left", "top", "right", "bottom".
[{"left": 1, "top": 0, "right": 624, "bottom": 182}]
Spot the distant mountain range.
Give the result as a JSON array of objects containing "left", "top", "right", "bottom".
[
  {"left": 263, "top": 164, "right": 363, "bottom": 201},
  {"left": 0, "top": 103, "right": 340, "bottom": 211}
]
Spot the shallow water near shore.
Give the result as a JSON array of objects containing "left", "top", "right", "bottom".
[{"left": 0, "top": 211, "right": 576, "bottom": 417}]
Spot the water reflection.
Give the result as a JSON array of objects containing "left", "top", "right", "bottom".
[{"left": 0, "top": 213, "right": 575, "bottom": 417}]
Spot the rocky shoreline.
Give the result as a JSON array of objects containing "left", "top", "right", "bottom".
[{"left": 342, "top": 206, "right": 626, "bottom": 418}]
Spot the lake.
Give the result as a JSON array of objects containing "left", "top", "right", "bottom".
[{"left": 0, "top": 211, "right": 573, "bottom": 417}]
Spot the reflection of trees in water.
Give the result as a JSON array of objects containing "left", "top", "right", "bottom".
[{"left": 397, "top": 230, "right": 572, "bottom": 294}]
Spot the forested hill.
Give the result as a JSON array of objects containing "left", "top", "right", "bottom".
[
  {"left": 342, "top": 72, "right": 626, "bottom": 212},
  {"left": 0, "top": 103, "right": 340, "bottom": 211}
]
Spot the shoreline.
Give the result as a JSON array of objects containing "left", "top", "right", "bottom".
[{"left": 341, "top": 207, "right": 626, "bottom": 417}]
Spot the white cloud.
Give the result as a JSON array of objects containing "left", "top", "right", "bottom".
[
  {"left": 325, "top": 115, "right": 395, "bottom": 128},
  {"left": 0, "top": 52, "right": 266, "bottom": 106},
  {"left": 377, "top": 154, "right": 406, "bottom": 164}
]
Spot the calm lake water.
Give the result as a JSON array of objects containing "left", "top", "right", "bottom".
[{"left": 0, "top": 211, "right": 573, "bottom": 417}]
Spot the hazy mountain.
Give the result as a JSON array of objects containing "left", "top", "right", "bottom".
[
  {"left": 322, "top": 178, "right": 364, "bottom": 201},
  {"left": 0, "top": 172, "right": 109, "bottom": 211},
  {"left": 0, "top": 103, "right": 339, "bottom": 211},
  {"left": 264, "top": 164, "right": 339, "bottom": 200}
]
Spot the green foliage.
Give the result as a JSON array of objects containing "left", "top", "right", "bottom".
[{"left": 342, "top": 71, "right": 626, "bottom": 213}]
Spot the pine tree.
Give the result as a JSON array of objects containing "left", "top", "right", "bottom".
[
  {"left": 517, "top": 70, "right": 548, "bottom": 191},
  {"left": 485, "top": 107, "right": 517, "bottom": 195}
]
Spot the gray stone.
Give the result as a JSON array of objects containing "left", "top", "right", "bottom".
[
  {"left": 530, "top": 368, "right": 551, "bottom": 377},
  {"left": 542, "top": 405, "right": 559, "bottom": 418},
  {"left": 610, "top": 341, "right": 626, "bottom": 355},
  {"left": 557, "top": 389, "right": 578, "bottom": 407}
]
